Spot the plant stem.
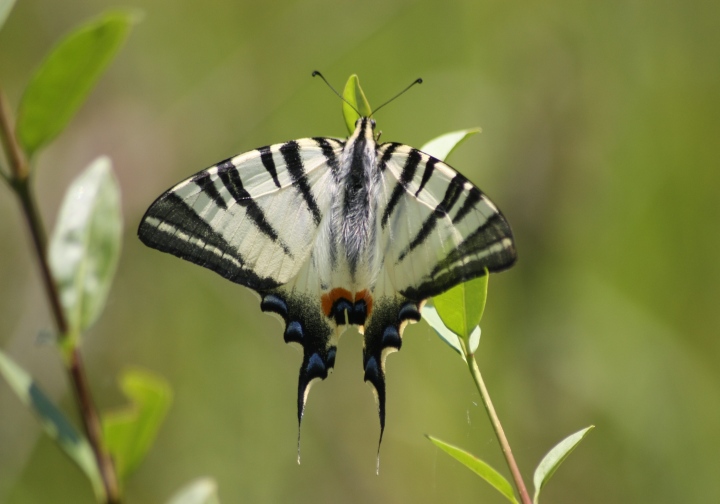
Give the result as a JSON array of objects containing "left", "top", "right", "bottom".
[
  {"left": 0, "top": 90, "right": 28, "bottom": 181},
  {"left": 0, "top": 89, "right": 121, "bottom": 504},
  {"left": 466, "top": 350, "right": 532, "bottom": 504}
]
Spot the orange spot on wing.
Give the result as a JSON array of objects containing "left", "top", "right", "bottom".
[{"left": 321, "top": 288, "right": 353, "bottom": 317}]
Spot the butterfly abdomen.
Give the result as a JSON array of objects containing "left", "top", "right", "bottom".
[{"left": 333, "top": 118, "right": 382, "bottom": 281}]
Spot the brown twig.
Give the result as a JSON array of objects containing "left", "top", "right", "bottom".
[{"left": 0, "top": 88, "right": 121, "bottom": 504}]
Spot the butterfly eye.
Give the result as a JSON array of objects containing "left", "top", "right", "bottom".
[{"left": 370, "top": 119, "right": 376, "bottom": 128}]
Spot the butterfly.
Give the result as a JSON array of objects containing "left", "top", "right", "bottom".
[{"left": 137, "top": 79, "right": 517, "bottom": 455}]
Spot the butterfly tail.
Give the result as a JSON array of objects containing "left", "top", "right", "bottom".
[
  {"left": 261, "top": 291, "right": 336, "bottom": 462},
  {"left": 362, "top": 297, "right": 422, "bottom": 458}
]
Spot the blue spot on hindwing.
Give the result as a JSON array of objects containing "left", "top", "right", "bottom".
[
  {"left": 381, "top": 326, "right": 402, "bottom": 349},
  {"left": 284, "top": 321, "right": 303, "bottom": 344},
  {"left": 306, "top": 353, "right": 327, "bottom": 379}
]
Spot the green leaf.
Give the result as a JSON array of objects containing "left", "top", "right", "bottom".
[
  {"left": 0, "top": 350, "right": 105, "bottom": 499},
  {"left": 16, "top": 10, "right": 135, "bottom": 156},
  {"left": 533, "top": 425, "right": 595, "bottom": 504},
  {"left": 427, "top": 435, "right": 518, "bottom": 504},
  {"left": 0, "top": 0, "right": 16, "bottom": 31},
  {"left": 49, "top": 156, "right": 122, "bottom": 346},
  {"left": 103, "top": 368, "right": 173, "bottom": 481},
  {"left": 433, "top": 273, "right": 489, "bottom": 342},
  {"left": 342, "top": 74, "right": 372, "bottom": 135},
  {"left": 420, "top": 128, "right": 481, "bottom": 162},
  {"left": 421, "top": 304, "right": 480, "bottom": 360},
  {"left": 167, "top": 478, "right": 221, "bottom": 504}
]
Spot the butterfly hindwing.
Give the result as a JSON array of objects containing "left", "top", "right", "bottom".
[{"left": 361, "top": 294, "right": 421, "bottom": 442}]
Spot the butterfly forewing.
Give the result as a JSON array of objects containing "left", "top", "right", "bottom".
[
  {"left": 375, "top": 144, "right": 515, "bottom": 301},
  {"left": 139, "top": 138, "right": 345, "bottom": 288}
]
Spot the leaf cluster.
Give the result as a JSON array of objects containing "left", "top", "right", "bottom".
[{"left": 0, "top": 7, "right": 211, "bottom": 504}]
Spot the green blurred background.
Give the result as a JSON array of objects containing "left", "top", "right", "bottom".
[{"left": 1, "top": 0, "right": 719, "bottom": 502}]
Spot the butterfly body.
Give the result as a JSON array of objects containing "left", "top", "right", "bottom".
[{"left": 139, "top": 115, "right": 516, "bottom": 446}]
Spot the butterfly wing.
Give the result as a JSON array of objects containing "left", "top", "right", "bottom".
[
  {"left": 361, "top": 143, "right": 517, "bottom": 436},
  {"left": 378, "top": 143, "right": 516, "bottom": 298},
  {"left": 138, "top": 138, "right": 345, "bottom": 287},
  {"left": 138, "top": 137, "right": 348, "bottom": 434}
]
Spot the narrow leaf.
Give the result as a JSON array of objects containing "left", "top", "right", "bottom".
[
  {"left": 420, "top": 128, "right": 481, "bottom": 162},
  {"left": 49, "top": 156, "right": 122, "bottom": 345},
  {"left": 427, "top": 435, "right": 518, "bottom": 504},
  {"left": 103, "top": 368, "right": 172, "bottom": 480},
  {"left": 433, "top": 273, "right": 488, "bottom": 341},
  {"left": 342, "top": 74, "right": 372, "bottom": 135},
  {"left": 533, "top": 425, "right": 595, "bottom": 504},
  {"left": 0, "top": 0, "right": 16, "bottom": 31},
  {"left": 167, "top": 478, "right": 221, "bottom": 504},
  {"left": 0, "top": 350, "right": 105, "bottom": 499},
  {"left": 16, "top": 10, "right": 135, "bottom": 156},
  {"left": 421, "top": 304, "right": 480, "bottom": 360}
]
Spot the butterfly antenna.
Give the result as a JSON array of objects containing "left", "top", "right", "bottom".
[
  {"left": 371, "top": 78, "right": 423, "bottom": 115},
  {"left": 312, "top": 70, "right": 360, "bottom": 116}
]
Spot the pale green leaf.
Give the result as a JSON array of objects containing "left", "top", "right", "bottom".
[
  {"left": 422, "top": 304, "right": 480, "bottom": 360},
  {"left": 103, "top": 368, "right": 172, "bottom": 480},
  {"left": 167, "top": 478, "right": 221, "bottom": 504},
  {"left": 433, "top": 273, "right": 488, "bottom": 341},
  {"left": 342, "top": 74, "right": 372, "bottom": 135},
  {"left": 427, "top": 435, "right": 518, "bottom": 504},
  {"left": 420, "top": 128, "right": 481, "bottom": 162},
  {"left": 16, "top": 10, "right": 135, "bottom": 156},
  {"left": 49, "top": 156, "right": 122, "bottom": 344},
  {"left": 0, "top": 0, "right": 16, "bottom": 31},
  {"left": 533, "top": 425, "right": 595, "bottom": 504},
  {"left": 0, "top": 350, "right": 104, "bottom": 499}
]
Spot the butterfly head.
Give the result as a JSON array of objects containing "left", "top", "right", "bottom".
[{"left": 351, "top": 116, "right": 378, "bottom": 143}]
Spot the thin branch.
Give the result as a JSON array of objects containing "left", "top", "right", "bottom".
[
  {"left": 0, "top": 89, "right": 28, "bottom": 181},
  {"left": 0, "top": 86, "right": 121, "bottom": 504},
  {"left": 14, "top": 178, "right": 68, "bottom": 334},
  {"left": 465, "top": 347, "right": 532, "bottom": 504},
  {"left": 69, "top": 349, "right": 121, "bottom": 504}
]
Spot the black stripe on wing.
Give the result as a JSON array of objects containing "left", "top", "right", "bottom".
[
  {"left": 400, "top": 212, "right": 516, "bottom": 300},
  {"left": 193, "top": 171, "right": 227, "bottom": 210},
  {"left": 414, "top": 157, "right": 438, "bottom": 197},
  {"left": 213, "top": 160, "right": 293, "bottom": 257},
  {"left": 398, "top": 173, "right": 467, "bottom": 261},
  {"left": 138, "top": 192, "right": 281, "bottom": 291},
  {"left": 451, "top": 185, "right": 482, "bottom": 225},
  {"left": 313, "top": 137, "right": 343, "bottom": 182},
  {"left": 258, "top": 146, "right": 282, "bottom": 188},
  {"left": 378, "top": 143, "right": 400, "bottom": 173},
  {"left": 280, "top": 141, "right": 323, "bottom": 226},
  {"left": 381, "top": 148, "right": 422, "bottom": 229}
]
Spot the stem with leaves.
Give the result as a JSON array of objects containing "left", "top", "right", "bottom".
[
  {"left": 0, "top": 89, "right": 121, "bottom": 504},
  {"left": 462, "top": 340, "right": 532, "bottom": 504}
]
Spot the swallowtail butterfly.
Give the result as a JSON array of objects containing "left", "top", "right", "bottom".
[{"left": 138, "top": 78, "right": 517, "bottom": 455}]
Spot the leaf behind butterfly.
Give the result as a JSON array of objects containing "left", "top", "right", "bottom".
[
  {"left": 420, "top": 128, "right": 481, "bottom": 162},
  {"left": 342, "top": 74, "right": 372, "bottom": 134}
]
